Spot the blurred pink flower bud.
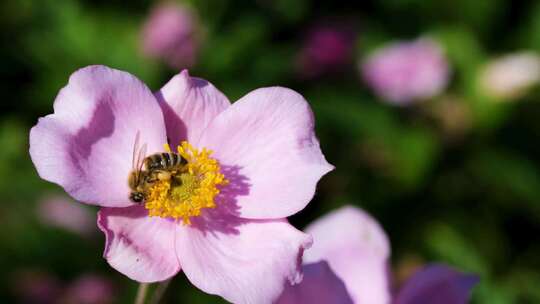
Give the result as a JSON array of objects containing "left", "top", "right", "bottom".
[
  {"left": 62, "top": 274, "right": 115, "bottom": 304},
  {"left": 37, "top": 195, "right": 94, "bottom": 237},
  {"left": 362, "top": 38, "right": 450, "bottom": 105},
  {"left": 478, "top": 51, "right": 540, "bottom": 100},
  {"left": 12, "top": 270, "right": 62, "bottom": 304},
  {"left": 297, "top": 25, "right": 355, "bottom": 78},
  {"left": 141, "top": 2, "right": 201, "bottom": 69}
]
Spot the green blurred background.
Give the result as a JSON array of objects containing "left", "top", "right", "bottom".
[{"left": 1, "top": 0, "right": 540, "bottom": 303}]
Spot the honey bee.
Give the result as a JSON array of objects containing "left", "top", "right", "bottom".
[{"left": 128, "top": 132, "right": 186, "bottom": 203}]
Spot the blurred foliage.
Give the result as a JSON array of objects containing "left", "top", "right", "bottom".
[{"left": 1, "top": 0, "right": 539, "bottom": 303}]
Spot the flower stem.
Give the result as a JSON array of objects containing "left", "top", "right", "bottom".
[
  {"left": 135, "top": 283, "right": 150, "bottom": 304},
  {"left": 150, "top": 279, "right": 172, "bottom": 304}
]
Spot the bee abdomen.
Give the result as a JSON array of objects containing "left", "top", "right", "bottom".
[
  {"left": 146, "top": 153, "right": 186, "bottom": 170},
  {"left": 170, "top": 153, "right": 186, "bottom": 166}
]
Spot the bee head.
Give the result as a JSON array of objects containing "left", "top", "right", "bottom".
[{"left": 129, "top": 191, "right": 145, "bottom": 203}]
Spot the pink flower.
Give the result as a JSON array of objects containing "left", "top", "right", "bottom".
[
  {"left": 277, "top": 206, "right": 478, "bottom": 304},
  {"left": 362, "top": 38, "right": 450, "bottom": 105},
  {"left": 297, "top": 25, "right": 355, "bottom": 78},
  {"left": 12, "top": 270, "right": 62, "bottom": 304},
  {"left": 37, "top": 195, "right": 95, "bottom": 236},
  {"left": 12, "top": 271, "right": 116, "bottom": 304},
  {"left": 141, "top": 3, "right": 200, "bottom": 69},
  {"left": 62, "top": 274, "right": 115, "bottom": 304},
  {"left": 29, "top": 65, "right": 332, "bottom": 303}
]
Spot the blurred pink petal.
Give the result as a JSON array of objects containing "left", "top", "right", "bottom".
[
  {"left": 297, "top": 25, "right": 355, "bottom": 78},
  {"left": 479, "top": 51, "right": 540, "bottom": 100},
  {"left": 37, "top": 195, "right": 94, "bottom": 236},
  {"left": 12, "top": 270, "right": 62, "bottom": 304},
  {"left": 29, "top": 65, "right": 167, "bottom": 208},
  {"left": 198, "top": 87, "right": 333, "bottom": 219},
  {"left": 279, "top": 206, "right": 479, "bottom": 304},
  {"left": 362, "top": 38, "right": 449, "bottom": 105},
  {"left": 304, "top": 205, "right": 391, "bottom": 304},
  {"left": 63, "top": 274, "right": 115, "bottom": 304},
  {"left": 394, "top": 264, "right": 479, "bottom": 304},
  {"left": 141, "top": 3, "right": 200, "bottom": 69}
]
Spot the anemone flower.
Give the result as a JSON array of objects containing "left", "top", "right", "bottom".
[
  {"left": 277, "top": 206, "right": 478, "bottom": 304},
  {"left": 362, "top": 38, "right": 449, "bottom": 105},
  {"left": 141, "top": 2, "right": 201, "bottom": 69},
  {"left": 29, "top": 65, "right": 333, "bottom": 303}
]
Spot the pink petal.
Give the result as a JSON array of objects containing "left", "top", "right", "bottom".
[
  {"left": 97, "top": 206, "right": 180, "bottom": 282},
  {"left": 155, "top": 70, "right": 230, "bottom": 145},
  {"left": 175, "top": 217, "right": 312, "bottom": 304},
  {"left": 63, "top": 274, "right": 116, "bottom": 304},
  {"left": 276, "top": 261, "right": 354, "bottom": 304},
  {"left": 12, "top": 270, "right": 62, "bottom": 304},
  {"left": 394, "top": 264, "right": 479, "bottom": 304},
  {"left": 198, "top": 87, "right": 333, "bottom": 219},
  {"left": 362, "top": 38, "right": 449, "bottom": 105},
  {"left": 141, "top": 3, "right": 200, "bottom": 69},
  {"left": 304, "top": 206, "right": 391, "bottom": 304},
  {"left": 30, "top": 65, "right": 167, "bottom": 207},
  {"left": 37, "top": 195, "right": 95, "bottom": 236}
]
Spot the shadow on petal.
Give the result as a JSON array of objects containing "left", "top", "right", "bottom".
[
  {"left": 190, "top": 165, "right": 251, "bottom": 236},
  {"left": 155, "top": 90, "right": 188, "bottom": 146},
  {"left": 69, "top": 101, "right": 115, "bottom": 167},
  {"left": 276, "top": 261, "right": 354, "bottom": 304},
  {"left": 394, "top": 264, "right": 479, "bottom": 304}
]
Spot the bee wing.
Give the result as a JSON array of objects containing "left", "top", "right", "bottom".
[
  {"left": 136, "top": 143, "right": 147, "bottom": 184},
  {"left": 132, "top": 131, "right": 141, "bottom": 171},
  {"left": 131, "top": 131, "right": 148, "bottom": 184},
  {"left": 137, "top": 143, "right": 147, "bottom": 172}
]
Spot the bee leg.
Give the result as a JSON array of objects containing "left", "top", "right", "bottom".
[
  {"left": 157, "top": 170, "right": 172, "bottom": 181},
  {"left": 144, "top": 173, "right": 158, "bottom": 183}
]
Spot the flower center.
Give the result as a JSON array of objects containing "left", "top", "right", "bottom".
[{"left": 144, "top": 141, "right": 228, "bottom": 224}]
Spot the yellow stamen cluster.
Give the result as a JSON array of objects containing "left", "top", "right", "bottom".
[{"left": 144, "top": 141, "right": 228, "bottom": 224}]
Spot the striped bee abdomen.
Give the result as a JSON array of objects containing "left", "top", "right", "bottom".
[{"left": 145, "top": 153, "right": 186, "bottom": 170}]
